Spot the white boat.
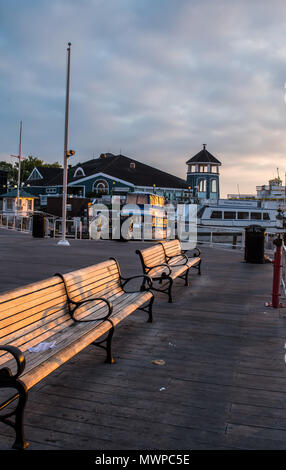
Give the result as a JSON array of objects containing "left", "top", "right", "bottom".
[{"left": 198, "top": 199, "right": 283, "bottom": 230}]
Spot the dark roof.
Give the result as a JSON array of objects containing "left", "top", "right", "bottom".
[
  {"left": 186, "top": 146, "right": 221, "bottom": 165},
  {"left": 26, "top": 167, "right": 63, "bottom": 186},
  {"left": 0, "top": 189, "right": 37, "bottom": 198},
  {"left": 69, "top": 153, "right": 188, "bottom": 189}
]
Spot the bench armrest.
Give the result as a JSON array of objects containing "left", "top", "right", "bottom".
[
  {"left": 0, "top": 345, "right": 26, "bottom": 380},
  {"left": 70, "top": 297, "right": 113, "bottom": 323},
  {"left": 121, "top": 274, "right": 153, "bottom": 293},
  {"left": 55, "top": 272, "right": 113, "bottom": 323},
  {"left": 145, "top": 263, "right": 172, "bottom": 276},
  {"left": 182, "top": 247, "right": 201, "bottom": 257},
  {"left": 166, "top": 254, "right": 188, "bottom": 265}
]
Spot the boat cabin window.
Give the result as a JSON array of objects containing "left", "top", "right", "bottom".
[
  {"left": 251, "top": 212, "right": 261, "bottom": 220},
  {"left": 210, "top": 211, "right": 222, "bottom": 219},
  {"left": 237, "top": 212, "right": 249, "bottom": 220},
  {"left": 263, "top": 213, "right": 270, "bottom": 220},
  {"left": 224, "top": 211, "right": 236, "bottom": 219}
]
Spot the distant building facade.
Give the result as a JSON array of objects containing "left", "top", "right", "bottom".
[
  {"left": 25, "top": 153, "right": 190, "bottom": 206},
  {"left": 186, "top": 144, "right": 221, "bottom": 201}
]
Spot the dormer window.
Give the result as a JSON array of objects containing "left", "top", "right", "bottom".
[
  {"left": 73, "top": 167, "right": 85, "bottom": 178},
  {"left": 28, "top": 168, "right": 43, "bottom": 180}
]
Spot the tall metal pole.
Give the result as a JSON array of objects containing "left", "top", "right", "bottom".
[
  {"left": 58, "top": 42, "right": 72, "bottom": 246},
  {"left": 17, "top": 121, "right": 22, "bottom": 214},
  {"left": 11, "top": 121, "right": 23, "bottom": 215}
]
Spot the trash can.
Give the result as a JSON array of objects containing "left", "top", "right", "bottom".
[
  {"left": 32, "top": 213, "right": 46, "bottom": 238},
  {"left": 244, "top": 225, "right": 265, "bottom": 263}
]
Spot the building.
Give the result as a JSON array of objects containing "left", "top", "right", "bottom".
[
  {"left": 25, "top": 153, "right": 190, "bottom": 204},
  {"left": 186, "top": 144, "right": 221, "bottom": 201},
  {"left": 0, "top": 189, "right": 38, "bottom": 215}
]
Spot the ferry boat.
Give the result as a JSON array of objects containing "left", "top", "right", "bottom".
[
  {"left": 198, "top": 200, "right": 283, "bottom": 230},
  {"left": 197, "top": 175, "right": 286, "bottom": 232}
]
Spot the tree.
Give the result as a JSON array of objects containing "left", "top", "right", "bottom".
[
  {"left": 0, "top": 161, "right": 17, "bottom": 185},
  {"left": 15, "top": 156, "right": 62, "bottom": 183},
  {"left": 0, "top": 156, "right": 62, "bottom": 186}
]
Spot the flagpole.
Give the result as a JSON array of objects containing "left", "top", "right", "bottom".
[{"left": 58, "top": 42, "right": 72, "bottom": 246}]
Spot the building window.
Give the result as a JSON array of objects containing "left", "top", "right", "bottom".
[
  {"left": 198, "top": 179, "right": 206, "bottom": 192},
  {"left": 93, "top": 179, "right": 109, "bottom": 196},
  {"left": 27, "top": 200, "right": 32, "bottom": 211},
  {"left": 199, "top": 165, "right": 208, "bottom": 173},
  {"left": 73, "top": 167, "right": 85, "bottom": 178},
  {"left": 263, "top": 213, "right": 270, "bottom": 220},
  {"left": 6, "top": 199, "right": 13, "bottom": 210},
  {"left": 211, "top": 166, "right": 218, "bottom": 173},
  {"left": 211, "top": 179, "right": 217, "bottom": 193},
  {"left": 46, "top": 188, "right": 57, "bottom": 194}
]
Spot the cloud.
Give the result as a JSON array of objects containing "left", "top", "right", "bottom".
[{"left": 1, "top": 0, "right": 286, "bottom": 196}]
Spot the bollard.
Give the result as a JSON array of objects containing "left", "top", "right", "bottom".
[{"left": 266, "top": 235, "right": 286, "bottom": 308}]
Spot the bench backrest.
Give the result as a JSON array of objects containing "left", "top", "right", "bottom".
[
  {"left": 59, "top": 258, "right": 122, "bottom": 320},
  {"left": 160, "top": 240, "right": 181, "bottom": 258},
  {"left": 136, "top": 244, "right": 167, "bottom": 277},
  {"left": 0, "top": 275, "right": 69, "bottom": 367},
  {"left": 0, "top": 258, "right": 121, "bottom": 367}
]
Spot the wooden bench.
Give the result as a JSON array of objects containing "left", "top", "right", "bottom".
[
  {"left": 135, "top": 242, "right": 201, "bottom": 303},
  {"left": 0, "top": 258, "right": 153, "bottom": 450},
  {"left": 160, "top": 239, "right": 201, "bottom": 275}
]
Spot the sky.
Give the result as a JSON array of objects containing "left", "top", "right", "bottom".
[{"left": 1, "top": 0, "right": 286, "bottom": 197}]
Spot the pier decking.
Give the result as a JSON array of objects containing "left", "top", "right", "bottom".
[{"left": 0, "top": 230, "right": 285, "bottom": 450}]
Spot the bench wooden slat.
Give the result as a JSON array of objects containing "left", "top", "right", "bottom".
[{"left": 0, "top": 280, "right": 65, "bottom": 320}]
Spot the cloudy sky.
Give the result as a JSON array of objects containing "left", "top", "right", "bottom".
[{"left": 1, "top": 0, "right": 286, "bottom": 196}]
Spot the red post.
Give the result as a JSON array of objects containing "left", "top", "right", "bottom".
[{"left": 272, "top": 237, "right": 283, "bottom": 308}]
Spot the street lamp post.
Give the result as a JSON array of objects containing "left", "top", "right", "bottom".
[{"left": 58, "top": 42, "right": 75, "bottom": 246}]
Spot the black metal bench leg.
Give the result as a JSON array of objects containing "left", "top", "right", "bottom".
[
  {"left": 185, "top": 268, "right": 190, "bottom": 286},
  {"left": 168, "top": 278, "right": 173, "bottom": 303},
  {"left": 147, "top": 294, "right": 154, "bottom": 323},
  {"left": 198, "top": 260, "right": 202, "bottom": 275},
  {"left": 12, "top": 381, "right": 29, "bottom": 450},
  {"left": 93, "top": 324, "right": 115, "bottom": 364},
  {"left": 105, "top": 327, "right": 115, "bottom": 364},
  {"left": 0, "top": 380, "right": 29, "bottom": 450}
]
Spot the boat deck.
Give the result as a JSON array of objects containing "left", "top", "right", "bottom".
[{"left": 0, "top": 230, "right": 285, "bottom": 450}]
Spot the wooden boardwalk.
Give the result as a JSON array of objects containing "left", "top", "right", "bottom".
[{"left": 0, "top": 230, "right": 286, "bottom": 450}]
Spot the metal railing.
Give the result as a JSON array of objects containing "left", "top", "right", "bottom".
[
  {"left": 51, "top": 218, "right": 82, "bottom": 239},
  {"left": 0, "top": 212, "right": 83, "bottom": 239},
  {"left": 0, "top": 213, "right": 32, "bottom": 233}
]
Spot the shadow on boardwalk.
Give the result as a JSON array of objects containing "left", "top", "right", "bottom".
[{"left": 0, "top": 230, "right": 285, "bottom": 450}]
